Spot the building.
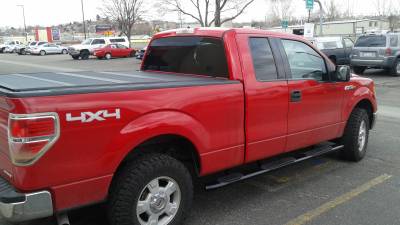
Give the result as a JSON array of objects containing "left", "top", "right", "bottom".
[{"left": 267, "top": 19, "right": 391, "bottom": 39}]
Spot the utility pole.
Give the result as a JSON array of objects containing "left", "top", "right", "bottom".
[
  {"left": 314, "top": 0, "right": 324, "bottom": 36},
  {"left": 17, "top": 5, "right": 27, "bottom": 42},
  {"left": 81, "top": 0, "right": 87, "bottom": 39}
]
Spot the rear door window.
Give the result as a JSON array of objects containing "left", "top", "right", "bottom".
[
  {"left": 143, "top": 36, "right": 229, "bottom": 78},
  {"left": 355, "top": 36, "right": 387, "bottom": 47},
  {"left": 249, "top": 38, "right": 278, "bottom": 81}
]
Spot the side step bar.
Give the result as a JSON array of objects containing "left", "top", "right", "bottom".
[{"left": 205, "top": 144, "right": 344, "bottom": 190}]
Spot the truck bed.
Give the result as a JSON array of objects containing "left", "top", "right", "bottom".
[{"left": 0, "top": 71, "right": 236, "bottom": 97}]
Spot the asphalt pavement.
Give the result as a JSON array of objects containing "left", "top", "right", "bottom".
[{"left": 0, "top": 53, "right": 399, "bottom": 225}]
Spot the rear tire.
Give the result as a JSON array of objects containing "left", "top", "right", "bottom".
[
  {"left": 339, "top": 108, "right": 370, "bottom": 162},
  {"left": 20, "top": 49, "right": 26, "bottom": 55},
  {"left": 108, "top": 154, "right": 193, "bottom": 225},
  {"left": 352, "top": 66, "right": 366, "bottom": 74},
  {"left": 389, "top": 58, "right": 400, "bottom": 77}
]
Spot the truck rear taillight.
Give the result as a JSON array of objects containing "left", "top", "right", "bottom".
[{"left": 8, "top": 113, "right": 59, "bottom": 166}]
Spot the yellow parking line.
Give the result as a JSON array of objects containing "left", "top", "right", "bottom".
[{"left": 285, "top": 174, "right": 392, "bottom": 225}]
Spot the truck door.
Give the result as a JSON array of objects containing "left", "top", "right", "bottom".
[
  {"left": 236, "top": 34, "right": 289, "bottom": 163},
  {"left": 279, "top": 39, "right": 344, "bottom": 152}
]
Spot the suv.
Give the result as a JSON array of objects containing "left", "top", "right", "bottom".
[
  {"left": 350, "top": 33, "right": 400, "bottom": 76},
  {"left": 68, "top": 37, "right": 129, "bottom": 60},
  {"left": 315, "top": 36, "right": 354, "bottom": 65}
]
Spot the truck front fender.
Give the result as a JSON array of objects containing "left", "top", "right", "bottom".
[{"left": 342, "top": 85, "right": 377, "bottom": 123}]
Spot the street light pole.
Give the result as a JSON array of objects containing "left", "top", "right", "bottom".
[
  {"left": 81, "top": 0, "right": 87, "bottom": 39},
  {"left": 17, "top": 5, "right": 27, "bottom": 42}
]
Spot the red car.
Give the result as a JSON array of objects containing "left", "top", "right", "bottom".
[
  {"left": 94, "top": 44, "right": 136, "bottom": 59},
  {"left": 0, "top": 28, "right": 377, "bottom": 225}
]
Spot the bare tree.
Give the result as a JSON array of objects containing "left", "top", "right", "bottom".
[
  {"left": 267, "top": 0, "right": 293, "bottom": 25},
  {"left": 325, "top": 0, "right": 341, "bottom": 21},
  {"left": 158, "top": 0, "right": 255, "bottom": 27},
  {"left": 374, "top": 0, "right": 392, "bottom": 16},
  {"left": 101, "top": 0, "right": 145, "bottom": 46}
]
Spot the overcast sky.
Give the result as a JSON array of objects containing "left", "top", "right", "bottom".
[{"left": 0, "top": 0, "right": 391, "bottom": 28}]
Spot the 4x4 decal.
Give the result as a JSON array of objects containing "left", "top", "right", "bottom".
[{"left": 66, "top": 109, "right": 120, "bottom": 123}]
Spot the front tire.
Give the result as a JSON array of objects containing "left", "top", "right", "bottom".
[
  {"left": 62, "top": 49, "right": 68, "bottom": 54},
  {"left": 40, "top": 50, "right": 46, "bottom": 56},
  {"left": 352, "top": 66, "right": 366, "bottom": 74},
  {"left": 339, "top": 108, "right": 370, "bottom": 162},
  {"left": 108, "top": 154, "right": 193, "bottom": 225}
]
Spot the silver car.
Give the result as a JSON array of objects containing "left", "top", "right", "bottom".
[
  {"left": 350, "top": 33, "right": 400, "bottom": 76},
  {"left": 30, "top": 43, "right": 68, "bottom": 56},
  {"left": 25, "top": 41, "right": 48, "bottom": 54}
]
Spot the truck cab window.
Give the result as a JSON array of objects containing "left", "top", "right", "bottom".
[
  {"left": 249, "top": 38, "right": 278, "bottom": 81},
  {"left": 143, "top": 36, "right": 229, "bottom": 78},
  {"left": 282, "top": 39, "right": 327, "bottom": 81}
]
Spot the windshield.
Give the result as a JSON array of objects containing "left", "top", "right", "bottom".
[
  {"left": 355, "top": 36, "right": 387, "bottom": 47},
  {"left": 143, "top": 36, "right": 229, "bottom": 78},
  {"left": 81, "top": 39, "right": 93, "bottom": 45}
]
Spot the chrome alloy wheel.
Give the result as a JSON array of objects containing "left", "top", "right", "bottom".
[
  {"left": 136, "top": 176, "right": 181, "bottom": 225},
  {"left": 358, "top": 120, "right": 367, "bottom": 152}
]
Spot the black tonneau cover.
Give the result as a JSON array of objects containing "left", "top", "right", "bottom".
[{"left": 0, "top": 71, "right": 237, "bottom": 97}]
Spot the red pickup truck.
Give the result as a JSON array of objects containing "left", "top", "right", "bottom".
[{"left": 0, "top": 28, "right": 376, "bottom": 225}]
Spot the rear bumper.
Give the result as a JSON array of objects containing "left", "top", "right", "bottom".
[
  {"left": 0, "top": 177, "right": 53, "bottom": 222},
  {"left": 350, "top": 57, "right": 396, "bottom": 68}
]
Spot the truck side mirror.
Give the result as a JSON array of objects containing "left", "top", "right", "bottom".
[{"left": 335, "top": 65, "right": 351, "bottom": 82}]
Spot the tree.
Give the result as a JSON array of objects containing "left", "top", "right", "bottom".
[
  {"left": 101, "top": 0, "right": 145, "bottom": 47},
  {"left": 325, "top": 0, "right": 342, "bottom": 21},
  {"left": 158, "top": 0, "right": 255, "bottom": 27},
  {"left": 374, "top": 0, "right": 391, "bottom": 16},
  {"left": 267, "top": 0, "right": 293, "bottom": 25}
]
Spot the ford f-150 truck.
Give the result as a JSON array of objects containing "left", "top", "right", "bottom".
[{"left": 0, "top": 28, "right": 377, "bottom": 225}]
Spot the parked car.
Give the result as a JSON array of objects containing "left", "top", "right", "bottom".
[
  {"left": 2, "top": 41, "right": 23, "bottom": 53},
  {"left": 135, "top": 46, "right": 147, "bottom": 60},
  {"left": 21, "top": 41, "right": 49, "bottom": 55},
  {"left": 314, "top": 36, "right": 354, "bottom": 65},
  {"left": 30, "top": 43, "right": 68, "bottom": 56},
  {"left": 94, "top": 44, "right": 136, "bottom": 59},
  {"left": 68, "top": 37, "right": 129, "bottom": 60},
  {"left": 0, "top": 28, "right": 377, "bottom": 225},
  {"left": 350, "top": 33, "right": 400, "bottom": 76}
]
